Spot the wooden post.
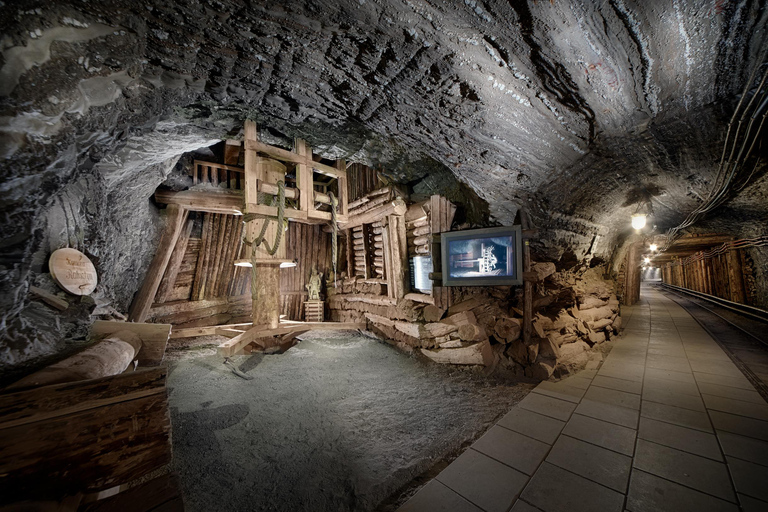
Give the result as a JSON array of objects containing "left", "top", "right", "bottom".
[
  {"left": 244, "top": 121, "right": 285, "bottom": 328},
  {"left": 129, "top": 205, "right": 187, "bottom": 322},
  {"left": 295, "top": 138, "right": 313, "bottom": 216},
  {"left": 155, "top": 214, "right": 194, "bottom": 303},
  {"left": 726, "top": 249, "right": 746, "bottom": 303},
  {"left": 520, "top": 210, "right": 533, "bottom": 346},
  {"left": 251, "top": 263, "right": 280, "bottom": 328}
]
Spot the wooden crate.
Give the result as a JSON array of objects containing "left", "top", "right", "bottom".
[{"left": 304, "top": 300, "right": 324, "bottom": 322}]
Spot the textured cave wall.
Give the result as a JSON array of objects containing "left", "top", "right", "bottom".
[{"left": 1, "top": 0, "right": 767, "bottom": 370}]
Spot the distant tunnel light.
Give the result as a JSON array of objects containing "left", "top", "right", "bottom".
[
  {"left": 631, "top": 213, "right": 647, "bottom": 230},
  {"left": 649, "top": 243, "right": 657, "bottom": 252}
]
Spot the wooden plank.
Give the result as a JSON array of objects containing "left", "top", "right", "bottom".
[
  {"left": 155, "top": 214, "right": 194, "bottom": 303},
  {"left": 223, "top": 141, "right": 242, "bottom": 166},
  {"left": 128, "top": 205, "right": 187, "bottom": 323},
  {"left": 154, "top": 189, "right": 243, "bottom": 215},
  {"left": 0, "top": 393, "right": 171, "bottom": 499},
  {"left": 170, "top": 322, "right": 253, "bottom": 339},
  {"left": 207, "top": 214, "right": 228, "bottom": 298},
  {"left": 28, "top": 286, "right": 68, "bottom": 311},
  {"left": 191, "top": 216, "right": 210, "bottom": 301},
  {"left": 197, "top": 213, "right": 216, "bottom": 300},
  {"left": 218, "top": 321, "right": 366, "bottom": 357},
  {"left": 0, "top": 367, "right": 166, "bottom": 431},
  {"left": 79, "top": 473, "right": 183, "bottom": 512}
]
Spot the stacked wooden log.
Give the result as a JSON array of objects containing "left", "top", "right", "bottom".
[
  {"left": 405, "top": 201, "right": 430, "bottom": 257},
  {"left": 370, "top": 220, "right": 385, "bottom": 279}
]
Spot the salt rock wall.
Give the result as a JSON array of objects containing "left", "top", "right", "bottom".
[
  {"left": 330, "top": 264, "right": 620, "bottom": 380},
  {"left": 2, "top": 1, "right": 767, "bottom": 371}
]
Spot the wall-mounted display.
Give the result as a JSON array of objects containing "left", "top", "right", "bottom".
[{"left": 441, "top": 226, "right": 522, "bottom": 286}]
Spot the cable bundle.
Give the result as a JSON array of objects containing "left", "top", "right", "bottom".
[
  {"left": 661, "top": 53, "right": 768, "bottom": 251},
  {"left": 664, "top": 235, "right": 768, "bottom": 267}
]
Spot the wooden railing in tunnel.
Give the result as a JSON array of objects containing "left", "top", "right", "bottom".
[{"left": 191, "top": 160, "right": 244, "bottom": 189}]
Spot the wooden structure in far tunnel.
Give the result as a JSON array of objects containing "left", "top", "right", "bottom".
[{"left": 128, "top": 120, "right": 460, "bottom": 355}]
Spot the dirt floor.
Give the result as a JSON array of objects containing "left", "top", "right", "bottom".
[{"left": 166, "top": 330, "right": 534, "bottom": 512}]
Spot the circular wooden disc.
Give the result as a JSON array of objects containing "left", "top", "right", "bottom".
[{"left": 49, "top": 248, "right": 98, "bottom": 296}]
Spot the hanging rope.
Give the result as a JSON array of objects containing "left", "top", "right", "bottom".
[
  {"left": 329, "top": 191, "right": 339, "bottom": 288},
  {"left": 244, "top": 181, "right": 287, "bottom": 298}
]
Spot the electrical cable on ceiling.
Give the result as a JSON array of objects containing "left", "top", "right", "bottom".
[{"left": 661, "top": 53, "right": 768, "bottom": 252}]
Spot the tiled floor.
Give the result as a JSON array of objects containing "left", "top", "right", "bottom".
[{"left": 398, "top": 286, "right": 768, "bottom": 512}]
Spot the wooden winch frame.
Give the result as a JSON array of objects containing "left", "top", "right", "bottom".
[{"left": 242, "top": 120, "right": 349, "bottom": 228}]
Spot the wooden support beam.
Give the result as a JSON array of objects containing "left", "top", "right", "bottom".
[
  {"left": 129, "top": 205, "right": 187, "bottom": 323},
  {"left": 155, "top": 214, "right": 194, "bottom": 303},
  {"left": 154, "top": 189, "right": 243, "bottom": 215},
  {"left": 520, "top": 210, "right": 533, "bottom": 347},
  {"left": 244, "top": 139, "right": 346, "bottom": 178},
  {"left": 218, "top": 321, "right": 366, "bottom": 357}
]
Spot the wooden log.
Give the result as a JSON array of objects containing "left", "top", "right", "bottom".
[
  {"left": 404, "top": 292, "right": 434, "bottom": 305},
  {"left": 412, "top": 245, "right": 429, "bottom": 255},
  {"left": 154, "top": 189, "right": 243, "bottom": 215},
  {"left": 342, "top": 198, "right": 407, "bottom": 230},
  {"left": 412, "top": 225, "right": 430, "bottom": 237},
  {"left": 405, "top": 201, "right": 429, "bottom": 222},
  {"left": 252, "top": 263, "right": 280, "bottom": 329},
  {"left": 420, "top": 340, "right": 493, "bottom": 366},
  {"left": 423, "top": 305, "right": 446, "bottom": 322},
  {"left": 424, "top": 322, "right": 458, "bottom": 338},
  {"left": 175, "top": 313, "right": 232, "bottom": 329},
  {"left": 90, "top": 321, "right": 171, "bottom": 367},
  {"left": 442, "top": 310, "right": 477, "bottom": 327},
  {"left": 7, "top": 331, "right": 142, "bottom": 390},
  {"left": 458, "top": 324, "right": 485, "bottom": 342},
  {"left": 28, "top": 286, "right": 68, "bottom": 311},
  {"left": 412, "top": 235, "right": 430, "bottom": 246},
  {"left": 192, "top": 213, "right": 213, "bottom": 300},
  {"left": 129, "top": 205, "right": 187, "bottom": 322},
  {"left": 349, "top": 193, "right": 391, "bottom": 216},
  {"left": 155, "top": 215, "right": 194, "bottom": 303},
  {"left": 407, "top": 218, "right": 429, "bottom": 229},
  {"left": 446, "top": 298, "right": 483, "bottom": 316},
  {"left": 494, "top": 317, "right": 522, "bottom": 343}
]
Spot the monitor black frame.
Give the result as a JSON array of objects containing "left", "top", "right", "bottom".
[{"left": 440, "top": 225, "right": 523, "bottom": 286}]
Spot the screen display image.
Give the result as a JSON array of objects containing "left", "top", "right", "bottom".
[
  {"left": 441, "top": 226, "right": 523, "bottom": 286},
  {"left": 447, "top": 236, "right": 515, "bottom": 278}
]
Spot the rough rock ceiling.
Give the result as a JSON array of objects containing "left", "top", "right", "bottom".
[{"left": 1, "top": 1, "right": 767, "bottom": 365}]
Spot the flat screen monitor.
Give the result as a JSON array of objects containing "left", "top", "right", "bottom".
[{"left": 441, "top": 226, "right": 523, "bottom": 286}]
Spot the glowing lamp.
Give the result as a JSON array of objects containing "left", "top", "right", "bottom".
[
  {"left": 644, "top": 257, "right": 651, "bottom": 264},
  {"left": 631, "top": 213, "right": 647, "bottom": 230},
  {"left": 649, "top": 244, "right": 657, "bottom": 252},
  {"left": 280, "top": 261, "right": 297, "bottom": 268}
]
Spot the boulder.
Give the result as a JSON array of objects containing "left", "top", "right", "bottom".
[
  {"left": 420, "top": 339, "right": 493, "bottom": 366},
  {"left": 525, "top": 356, "right": 556, "bottom": 380}
]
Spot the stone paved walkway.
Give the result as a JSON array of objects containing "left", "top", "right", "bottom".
[{"left": 398, "top": 286, "right": 768, "bottom": 512}]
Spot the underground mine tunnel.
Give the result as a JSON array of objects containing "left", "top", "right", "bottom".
[{"left": 1, "top": 1, "right": 768, "bottom": 511}]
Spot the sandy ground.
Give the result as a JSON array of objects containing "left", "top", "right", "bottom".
[{"left": 166, "top": 331, "right": 533, "bottom": 512}]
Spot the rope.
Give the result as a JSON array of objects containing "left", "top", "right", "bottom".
[
  {"left": 244, "top": 181, "right": 287, "bottom": 298},
  {"left": 329, "top": 191, "right": 339, "bottom": 288}
]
